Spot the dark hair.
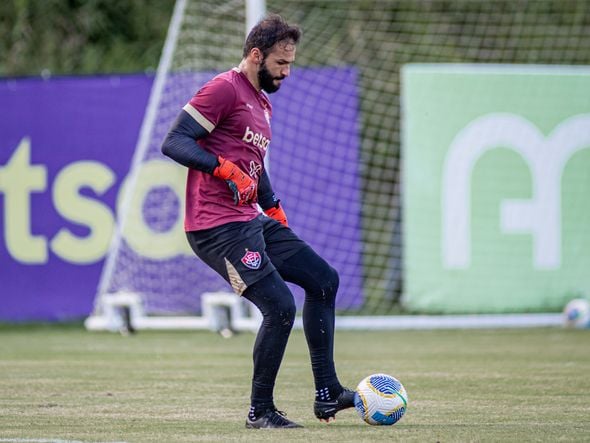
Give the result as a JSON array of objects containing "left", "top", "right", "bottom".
[{"left": 243, "top": 14, "right": 301, "bottom": 58}]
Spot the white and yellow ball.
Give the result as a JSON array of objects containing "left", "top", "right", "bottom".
[{"left": 354, "top": 373, "right": 408, "bottom": 426}]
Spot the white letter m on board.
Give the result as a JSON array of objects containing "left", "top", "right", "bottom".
[{"left": 442, "top": 113, "right": 590, "bottom": 270}]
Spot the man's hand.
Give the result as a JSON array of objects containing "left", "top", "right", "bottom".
[
  {"left": 264, "top": 203, "right": 288, "bottom": 227},
  {"left": 213, "top": 156, "right": 257, "bottom": 205}
]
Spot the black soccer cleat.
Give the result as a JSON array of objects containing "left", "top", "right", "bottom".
[
  {"left": 246, "top": 408, "right": 303, "bottom": 429},
  {"left": 314, "top": 387, "right": 356, "bottom": 421}
]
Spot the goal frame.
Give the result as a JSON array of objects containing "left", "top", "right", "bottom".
[{"left": 85, "top": 0, "right": 565, "bottom": 333}]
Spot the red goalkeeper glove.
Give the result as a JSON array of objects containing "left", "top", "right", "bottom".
[
  {"left": 213, "top": 156, "right": 257, "bottom": 205},
  {"left": 264, "top": 202, "right": 288, "bottom": 227}
]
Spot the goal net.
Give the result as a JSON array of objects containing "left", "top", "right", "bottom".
[{"left": 86, "top": 0, "right": 589, "bottom": 331}]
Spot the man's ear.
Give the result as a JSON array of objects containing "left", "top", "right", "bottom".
[{"left": 251, "top": 48, "right": 263, "bottom": 64}]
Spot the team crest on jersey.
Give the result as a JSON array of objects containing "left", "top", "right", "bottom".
[
  {"left": 241, "top": 250, "right": 262, "bottom": 270},
  {"left": 264, "top": 109, "right": 271, "bottom": 126}
]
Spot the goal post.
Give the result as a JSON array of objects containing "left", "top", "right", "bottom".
[
  {"left": 86, "top": 0, "right": 266, "bottom": 333},
  {"left": 86, "top": 0, "right": 590, "bottom": 332}
]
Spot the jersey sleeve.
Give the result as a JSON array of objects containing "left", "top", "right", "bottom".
[{"left": 183, "top": 77, "right": 237, "bottom": 133}]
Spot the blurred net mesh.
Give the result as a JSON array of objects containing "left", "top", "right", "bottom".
[{"left": 95, "top": 0, "right": 590, "bottom": 318}]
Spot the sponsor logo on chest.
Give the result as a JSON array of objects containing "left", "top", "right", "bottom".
[{"left": 242, "top": 126, "right": 270, "bottom": 151}]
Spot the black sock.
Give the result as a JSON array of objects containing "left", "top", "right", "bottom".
[
  {"left": 248, "top": 401, "right": 275, "bottom": 420},
  {"left": 315, "top": 383, "right": 343, "bottom": 402}
]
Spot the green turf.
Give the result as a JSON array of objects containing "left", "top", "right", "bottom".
[{"left": 0, "top": 325, "right": 588, "bottom": 442}]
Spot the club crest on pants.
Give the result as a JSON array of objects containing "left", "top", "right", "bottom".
[{"left": 241, "top": 250, "right": 261, "bottom": 270}]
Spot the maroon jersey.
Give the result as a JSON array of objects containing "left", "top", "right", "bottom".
[{"left": 182, "top": 68, "right": 272, "bottom": 231}]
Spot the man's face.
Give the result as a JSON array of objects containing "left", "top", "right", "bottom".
[{"left": 257, "top": 42, "right": 296, "bottom": 94}]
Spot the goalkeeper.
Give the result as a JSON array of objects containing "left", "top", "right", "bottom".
[{"left": 161, "top": 14, "right": 353, "bottom": 429}]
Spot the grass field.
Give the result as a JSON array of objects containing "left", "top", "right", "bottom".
[{"left": 0, "top": 325, "right": 588, "bottom": 442}]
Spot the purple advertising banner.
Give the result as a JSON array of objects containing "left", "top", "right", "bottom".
[
  {"left": 0, "top": 75, "right": 150, "bottom": 321},
  {"left": 0, "top": 70, "right": 362, "bottom": 321}
]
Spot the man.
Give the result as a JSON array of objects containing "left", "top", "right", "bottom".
[{"left": 161, "top": 14, "right": 354, "bottom": 429}]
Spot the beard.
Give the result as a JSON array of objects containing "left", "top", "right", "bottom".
[{"left": 258, "top": 59, "right": 284, "bottom": 94}]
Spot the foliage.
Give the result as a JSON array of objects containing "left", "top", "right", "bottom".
[{"left": 0, "top": 0, "right": 175, "bottom": 76}]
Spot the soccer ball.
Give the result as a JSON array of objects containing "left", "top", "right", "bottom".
[
  {"left": 354, "top": 373, "right": 408, "bottom": 426},
  {"left": 563, "top": 298, "right": 590, "bottom": 329}
]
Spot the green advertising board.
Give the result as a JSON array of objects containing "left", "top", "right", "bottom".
[{"left": 402, "top": 64, "right": 590, "bottom": 313}]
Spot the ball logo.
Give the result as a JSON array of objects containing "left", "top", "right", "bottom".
[{"left": 241, "top": 250, "right": 262, "bottom": 270}]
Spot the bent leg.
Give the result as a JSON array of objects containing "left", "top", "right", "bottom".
[
  {"left": 275, "top": 246, "right": 342, "bottom": 397},
  {"left": 242, "top": 271, "right": 296, "bottom": 409}
]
